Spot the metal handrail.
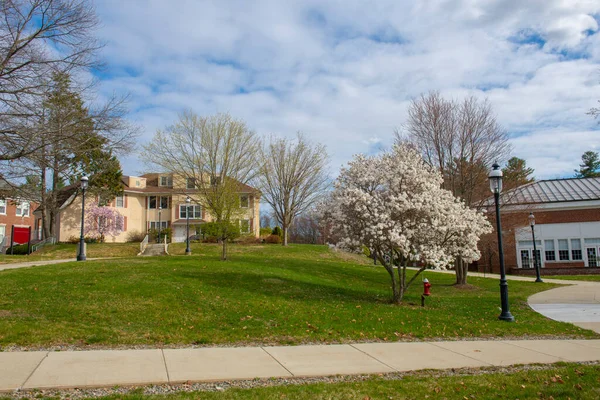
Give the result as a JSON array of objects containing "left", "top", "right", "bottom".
[
  {"left": 140, "top": 234, "right": 149, "bottom": 254},
  {"left": 31, "top": 237, "right": 56, "bottom": 253}
]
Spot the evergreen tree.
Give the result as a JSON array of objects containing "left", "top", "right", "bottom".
[
  {"left": 574, "top": 151, "right": 600, "bottom": 178},
  {"left": 36, "top": 72, "right": 123, "bottom": 239},
  {"left": 503, "top": 157, "right": 535, "bottom": 190}
]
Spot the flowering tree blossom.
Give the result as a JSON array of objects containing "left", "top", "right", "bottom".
[
  {"left": 320, "top": 143, "right": 492, "bottom": 304},
  {"left": 84, "top": 205, "right": 124, "bottom": 242}
]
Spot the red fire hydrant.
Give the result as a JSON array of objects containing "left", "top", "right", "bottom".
[
  {"left": 423, "top": 278, "right": 431, "bottom": 296},
  {"left": 421, "top": 278, "right": 431, "bottom": 307}
]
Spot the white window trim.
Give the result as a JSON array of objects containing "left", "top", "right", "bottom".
[
  {"left": 179, "top": 204, "right": 202, "bottom": 219},
  {"left": 115, "top": 195, "right": 124, "bottom": 208},
  {"left": 16, "top": 201, "right": 30, "bottom": 217},
  {"left": 0, "top": 199, "right": 6, "bottom": 215}
]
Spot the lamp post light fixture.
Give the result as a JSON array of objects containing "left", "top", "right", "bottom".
[
  {"left": 489, "top": 163, "right": 515, "bottom": 322},
  {"left": 529, "top": 213, "right": 543, "bottom": 283},
  {"left": 185, "top": 196, "right": 192, "bottom": 255},
  {"left": 158, "top": 206, "right": 162, "bottom": 243},
  {"left": 77, "top": 176, "right": 89, "bottom": 261}
]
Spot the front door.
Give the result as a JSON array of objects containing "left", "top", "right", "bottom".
[
  {"left": 520, "top": 250, "right": 532, "bottom": 269},
  {"left": 587, "top": 247, "right": 599, "bottom": 267},
  {"left": 520, "top": 249, "right": 541, "bottom": 269}
]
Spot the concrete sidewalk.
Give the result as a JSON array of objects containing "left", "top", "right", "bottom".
[{"left": 2, "top": 339, "right": 600, "bottom": 392}]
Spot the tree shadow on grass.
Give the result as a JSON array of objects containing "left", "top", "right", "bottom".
[{"left": 174, "top": 268, "right": 393, "bottom": 305}]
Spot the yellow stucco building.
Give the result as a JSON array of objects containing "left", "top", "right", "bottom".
[{"left": 55, "top": 173, "right": 261, "bottom": 243}]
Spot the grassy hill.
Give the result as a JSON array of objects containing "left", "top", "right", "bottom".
[{"left": 0, "top": 243, "right": 594, "bottom": 349}]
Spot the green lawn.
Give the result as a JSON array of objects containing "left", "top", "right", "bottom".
[
  {"left": 546, "top": 274, "right": 600, "bottom": 282},
  {"left": 0, "top": 242, "right": 139, "bottom": 263},
  {"left": 0, "top": 244, "right": 596, "bottom": 348},
  {"left": 8, "top": 364, "right": 599, "bottom": 400}
]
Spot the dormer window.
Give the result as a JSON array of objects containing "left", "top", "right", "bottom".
[{"left": 159, "top": 175, "right": 172, "bottom": 187}]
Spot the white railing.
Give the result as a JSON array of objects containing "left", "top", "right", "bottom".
[
  {"left": 140, "top": 234, "right": 149, "bottom": 254},
  {"left": 31, "top": 237, "right": 56, "bottom": 253}
]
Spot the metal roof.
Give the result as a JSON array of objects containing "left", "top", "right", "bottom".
[{"left": 496, "top": 177, "right": 600, "bottom": 205}]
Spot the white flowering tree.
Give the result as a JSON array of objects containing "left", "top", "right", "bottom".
[
  {"left": 85, "top": 205, "right": 124, "bottom": 243},
  {"left": 321, "top": 144, "right": 491, "bottom": 304}
]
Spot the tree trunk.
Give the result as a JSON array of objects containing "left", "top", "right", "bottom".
[
  {"left": 455, "top": 256, "right": 468, "bottom": 285},
  {"left": 282, "top": 222, "right": 288, "bottom": 246},
  {"left": 221, "top": 238, "right": 227, "bottom": 261}
]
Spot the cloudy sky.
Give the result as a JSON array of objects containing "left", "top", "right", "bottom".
[{"left": 93, "top": 0, "right": 600, "bottom": 179}]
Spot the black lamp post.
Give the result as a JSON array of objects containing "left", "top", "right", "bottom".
[
  {"left": 489, "top": 163, "right": 515, "bottom": 322},
  {"left": 185, "top": 196, "right": 191, "bottom": 255},
  {"left": 529, "top": 213, "right": 543, "bottom": 283},
  {"left": 77, "top": 176, "right": 88, "bottom": 261},
  {"left": 158, "top": 206, "right": 162, "bottom": 243}
]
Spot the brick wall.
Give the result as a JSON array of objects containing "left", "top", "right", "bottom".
[
  {"left": 475, "top": 207, "right": 600, "bottom": 275},
  {"left": 0, "top": 200, "right": 40, "bottom": 245}
]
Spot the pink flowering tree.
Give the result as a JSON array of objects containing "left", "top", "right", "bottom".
[
  {"left": 320, "top": 143, "right": 491, "bottom": 304},
  {"left": 84, "top": 205, "right": 124, "bottom": 242}
]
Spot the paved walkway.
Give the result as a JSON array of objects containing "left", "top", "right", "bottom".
[
  {"left": 2, "top": 339, "right": 600, "bottom": 392},
  {"left": 0, "top": 258, "right": 104, "bottom": 272}
]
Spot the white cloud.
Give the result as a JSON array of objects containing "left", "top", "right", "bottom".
[{"left": 92, "top": 0, "right": 600, "bottom": 180}]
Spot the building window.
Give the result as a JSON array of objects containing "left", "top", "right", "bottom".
[
  {"left": 571, "top": 239, "right": 582, "bottom": 261},
  {"left": 179, "top": 204, "right": 201, "bottom": 219},
  {"left": 187, "top": 177, "right": 196, "bottom": 189},
  {"left": 160, "top": 196, "right": 169, "bottom": 209},
  {"left": 558, "top": 239, "right": 569, "bottom": 261},
  {"left": 149, "top": 196, "right": 157, "bottom": 209},
  {"left": 0, "top": 225, "right": 5, "bottom": 241},
  {"left": 115, "top": 196, "right": 124, "bottom": 208},
  {"left": 0, "top": 199, "right": 5, "bottom": 215},
  {"left": 136, "top": 180, "right": 141, "bottom": 187},
  {"left": 545, "top": 240, "right": 556, "bottom": 261},
  {"left": 240, "top": 219, "right": 250, "bottom": 233},
  {"left": 160, "top": 176, "right": 169, "bottom": 186},
  {"left": 149, "top": 221, "right": 168, "bottom": 230},
  {"left": 16, "top": 201, "right": 29, "bottom": 217},
  {"left": 240, "top": 195, "right": 249, "bottom": 208}
]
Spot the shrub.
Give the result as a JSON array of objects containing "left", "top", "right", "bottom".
[
  {"left": 148, "top": 228, "right": 172, "bottom": 243},
  {"left": 237, "top": 235, "right": 261, "bottom": 245},
  {"left": 6, "top": 243, "right": 30, "bottom": 255},
  {"left": 271, "top": 226, "right": 282, "bottom": 237},
  {"left": 201, "top": 222, "right": 240, "bottom": 242},
  {"left": 126, "top": 230, "right": 147, "bottom": 243},
  {"left": 259, "top": 227, "right": 272, "bottom": 237},
  {"left": 66, "top": 235, "right": 80, "bottom": 244},
  {"left": 265, "top": 234, "right": 281, "bottom": 244}
]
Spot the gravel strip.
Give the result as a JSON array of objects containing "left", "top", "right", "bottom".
[{"left": 5, "top": 362, "right": 599, "bottom": 400}]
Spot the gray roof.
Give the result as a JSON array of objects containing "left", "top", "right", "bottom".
[{"left": 494, "top": 177, "right": 600, "bottom": 205}]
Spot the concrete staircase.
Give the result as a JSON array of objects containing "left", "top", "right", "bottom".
[{"left": 140, "top": 243, "right": 167, "bottom": 256}]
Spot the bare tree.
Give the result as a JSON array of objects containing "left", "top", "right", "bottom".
[
  {"left": 257, "top": 133, "right": 329, "bottom": 246},
  {"left": 0, "top": 0, "right": 101, "bottom": 164},
  {"left": 401, "top": 91, "right": 511, "bottom": 284},
  {"left": 141, "top": 111, "right": 261, "bottom": 260}
]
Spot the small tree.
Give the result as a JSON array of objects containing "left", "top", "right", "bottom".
[
  {"left": 574, "top": 151, "right": 600, "bottom": 178},
  {"left": 141, "top": 111, "right": 261, "bottom": 260},
  {"left": 257, "top": 133, "right": 329, "bottom": 246},
  {"left": 84, "top": 205, "right": 124, "bottom": 242},
  {"left": 321, "top": 143, "right": 491, "bottom": 304}
]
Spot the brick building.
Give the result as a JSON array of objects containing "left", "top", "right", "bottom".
[
  {"left": 0, "top": 198, "right": 41, "bottom": 248},
  {"left": 477, "top": 177, "right": 600, "bottom": 275}
]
